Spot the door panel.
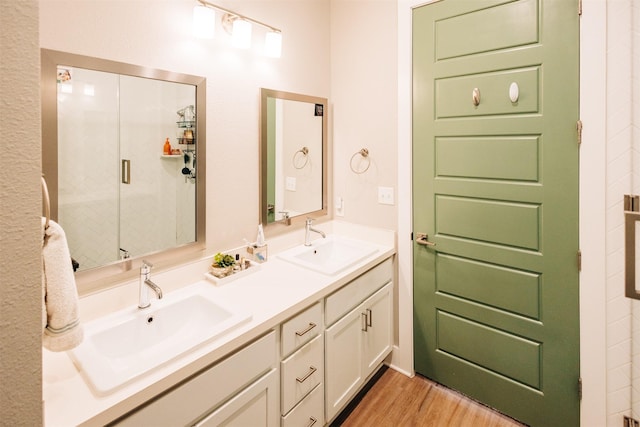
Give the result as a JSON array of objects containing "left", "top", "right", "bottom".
[
  {"left": 437, "top": 311, "right": 542, "bottom": 389},
  {"left": 413, "top": 0, "right": 580, "bottom": 425},
  {"left": 435, "top": 0, "right": 539, "bottom": 60},
  {"left": 435, "top": 67, "right": 540, "bottom": 118},
  {"left": 436, "top": 196, "right": 541, "bottom": 250},
  {"left": 436, "top": 254, "right": 541, "bottom": 319},
  {"left": 436, "top": 136, "right": 540, "bottom": 181}
]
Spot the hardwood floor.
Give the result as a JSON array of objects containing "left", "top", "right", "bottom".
[{"left": 333, "top": 367, "right": 526, "bottom": 427}]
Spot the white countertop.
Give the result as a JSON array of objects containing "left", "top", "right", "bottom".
[{"left": 42, "top": 221, "right": 396, "bottom": 426}]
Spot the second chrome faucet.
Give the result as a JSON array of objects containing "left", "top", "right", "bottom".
[
  {"left": 139, "top": 260, "right": 163, "bottom": 309},
  {"left": 304, "top": 218, "right": 326, "bottom": 246}
]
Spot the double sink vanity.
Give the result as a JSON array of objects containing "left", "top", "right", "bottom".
[
  {"left": 43, "top": 221, "right": 396, "bottom": 426},
  {"left": 40, "top": 49, "right": 394, "bottom": 426}
]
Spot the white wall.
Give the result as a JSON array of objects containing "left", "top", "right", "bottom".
[
  {"left": 0, "top": 1, "right": 44, "bottom": 424},
  {"left": 330, "top": 0, "right": 398, "bottom": 229}
]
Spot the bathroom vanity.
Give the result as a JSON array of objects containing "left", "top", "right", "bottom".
[{"left": 42, "top": 221, "right": 395, "bottom": 426}]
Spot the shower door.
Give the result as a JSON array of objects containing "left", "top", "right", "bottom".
[
  {"left": 56, "top": 68, "right": 196, "bottom": 271},
  {"left": 57, "top": 67, "right": 120, "bottom": 271}
]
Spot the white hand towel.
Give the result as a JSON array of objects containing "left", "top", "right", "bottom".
[{"left": 42, "top": 217, "right": 83, "bottom": 352}]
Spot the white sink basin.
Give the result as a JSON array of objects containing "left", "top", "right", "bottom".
[
  {"left": 278, "top": 235, "right": 378, "bottom": 275},
  {"left": 69, "top": 282, "right": 251, "bottom": 394}
]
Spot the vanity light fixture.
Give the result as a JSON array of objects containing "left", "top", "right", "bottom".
[{"left": 192, "top": 0, "right": 282, "bottom": 57}]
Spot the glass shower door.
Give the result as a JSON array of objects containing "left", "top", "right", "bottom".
[{"left": 57, "top": 67, "right": 120, "bottom": 271}]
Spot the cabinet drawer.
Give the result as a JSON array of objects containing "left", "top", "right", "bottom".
[
  {"left": 282, "top": 384, "right": 324, "bottom": 427},
  {"left": 281, "top": 334, "right": 324, "bottom": 415},
  {"left": 281, "top": 302, "right": 321, "bottom": 357},
  {"left": 325, "top": 258, "right": 392, "bottom": 326},
  {"left": 115, "top": 331, "right": 277, "bottom": 426}
]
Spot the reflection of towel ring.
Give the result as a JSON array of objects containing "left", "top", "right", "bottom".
[
  {"left": 293, "top": 147, "right": 309, "bottom": 169},
  {"left": 350, "top": 148, "right": 370, "bottom": 174}
]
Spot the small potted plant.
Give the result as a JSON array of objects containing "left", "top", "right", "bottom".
[{"left": 210, "top": 252, "right": 236, "bottom": 278}]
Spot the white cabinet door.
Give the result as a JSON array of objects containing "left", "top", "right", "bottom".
[
  {"left": 363, "top": 283, "right": 392, "bottom": 373},
  {"left": 324, "top": 305, "right": 364, "bottom": 422},
  {"left": 325, "top": 282, "right": 393, "bottom": 423},
  {"left": 195, "top": 368, "right": 279, "bottom": 427}
]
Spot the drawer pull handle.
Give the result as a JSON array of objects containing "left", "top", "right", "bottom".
[
  {"left": 296, "top": 366, "right": 317, "bottom": 383},
  {"left": 295, "top": 322, "right": 317, "bottom": 337},
  {"left": 362, "top": 312, "right": 368, "bottom": 332},
  {"left": 366, "top": 308, "right": 372, "bottom": 327},
  {"left": 307, "top": 417, "right": 318, "bottom": 427}
]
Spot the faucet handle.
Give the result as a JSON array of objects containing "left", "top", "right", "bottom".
[
  {"left": 141, "top": 260, "right": 153, "bottom": 273},
  {"left": 306, "top": 217, "right": 313, "bottom": 225}
]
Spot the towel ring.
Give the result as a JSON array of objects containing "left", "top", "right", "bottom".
[
  {"left": 41, "top": 175, "right": 51, "bottom": 230},
  {"left": 293, "top": 147, "right": 309, "bottom": 169},
  {"left": 350, "top": 148, "right": 370, "bottom": 174}
]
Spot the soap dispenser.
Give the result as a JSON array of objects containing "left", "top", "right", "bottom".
[{"left": 163, "top": 137, "right": 172, "bottom": 155}]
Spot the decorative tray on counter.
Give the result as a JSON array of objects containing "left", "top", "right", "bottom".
[{"left": 204, "top": 260, "right": 261, "bottom": 286}]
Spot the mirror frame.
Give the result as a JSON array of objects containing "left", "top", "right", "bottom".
[
  {"left": 259, "top": 88, "right": 328, "bottom": 229},
  {"left": 41, "top": 49, "right": 206, "bottom": 295}
]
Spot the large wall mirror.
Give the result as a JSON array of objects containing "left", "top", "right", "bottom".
[
  {"left": 41, "top": 49, "right": 206, "bottom": 294},
  {"left": 260, "top": 89, "right": 328, "bottom": 228}
]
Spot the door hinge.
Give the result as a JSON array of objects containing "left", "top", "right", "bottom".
[
  {"left": 578, "top": 0, "right": 582, "bottom": 16},
  {"left": 578, "top": 377, "right": 582, "bottom": 400},
  {"left": 577, "top": 250, "right": 582, "bottom": 271},
  {"left": 577, "top": 120, "right": 583, "bottom": 146}
]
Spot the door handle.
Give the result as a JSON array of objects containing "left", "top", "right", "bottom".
[
  {"left": 416, "top": 233, "right": 436, "bottom": 247},
  {"left": 121, "top": 159, "right": 131, "bottom": 184}
]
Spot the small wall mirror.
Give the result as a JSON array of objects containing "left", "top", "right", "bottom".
[
  {"left": 41, "top": 49, "right": 206, "bottom": 293},
  {"left": 260, "top": 89, "right": 328, "bottom": 228}
]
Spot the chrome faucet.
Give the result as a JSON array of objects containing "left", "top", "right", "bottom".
[
  {"left": 139, "top": 260, "right": 163, "bottom": 309},
  {"left": 305, "top": 218, "right": 326, "bottom": 246}
]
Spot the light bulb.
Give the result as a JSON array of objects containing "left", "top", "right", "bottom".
[
  {"left": 264, "top": 31, "right": 282, "bottom": 58},
  {"left": 193, "top": 5, "right": 215, "bottom": 39},
  {"left": 232, "top": 19, "right": 252, "bottom": 49}
]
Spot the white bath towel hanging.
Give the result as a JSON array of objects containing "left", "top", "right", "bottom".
[{"left": 42, "top": 217, "right": 83, "bottom": 351}]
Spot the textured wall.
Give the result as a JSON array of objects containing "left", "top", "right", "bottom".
[{"left": 0, "top": 1, "right": 43, "bottom": 424}]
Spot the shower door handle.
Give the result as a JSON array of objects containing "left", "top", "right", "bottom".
[
  {"left": 625, "top": 211, "right": 640, "bottom": 299},
  {"left": 122, "top": 159, "right": 131, "bottom": 184}
]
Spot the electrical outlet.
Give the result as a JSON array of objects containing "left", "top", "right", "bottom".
[{"left": 378, "top": 186, "right": 394, "bottom": 205}]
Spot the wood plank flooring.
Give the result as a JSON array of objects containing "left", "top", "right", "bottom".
[{"left": 333, "top": 367, "right": 526, "bottom": 427}]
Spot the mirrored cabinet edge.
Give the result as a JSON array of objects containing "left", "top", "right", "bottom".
[
  {"left": 259, "top": 88, "right": 329, "bottom": 234},
  {"left": 41, "top": 48, "right": 207, "bottom": 296}
]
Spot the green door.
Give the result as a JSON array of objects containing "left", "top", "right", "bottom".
[{"left": 412, "top": 0, "right": 580, "bottom": 426}]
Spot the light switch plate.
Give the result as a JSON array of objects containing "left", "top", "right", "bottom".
[
  {"left": 286, "top": 176, "right": 296, "bottom": 191},
  {"left": 336, "top": 196, "right": 344, "bottom": 217},
  {"left": 378, "top": 186, "right": 394, "bottom": 205}
]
